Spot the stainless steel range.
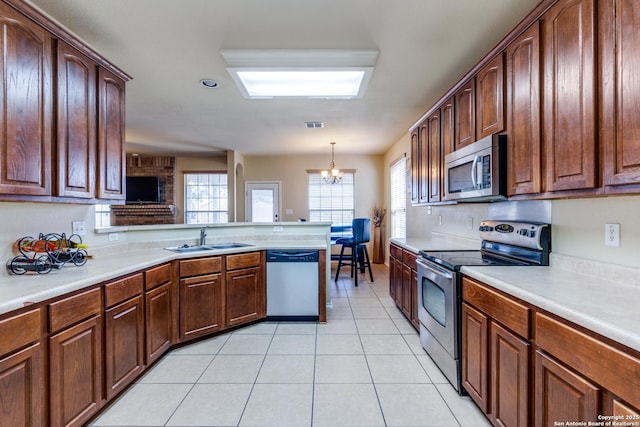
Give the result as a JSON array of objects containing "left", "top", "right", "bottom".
[{"left": 416, "top": 220, "right": 551, "bottom": 393}]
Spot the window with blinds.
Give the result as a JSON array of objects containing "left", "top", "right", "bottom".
[
  {"left": 184, "top": 173, "right": 228, "bottom": 224},
  {"left": 390, "top": 157, "right": 407, "bottom": 238},
  {"left": 308, "top": 172, "right": 355, "bottom": 225}
]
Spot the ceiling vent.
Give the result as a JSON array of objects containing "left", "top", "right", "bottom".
[{"left": 305, "top": 121, "right": 325, "bottom": 129}]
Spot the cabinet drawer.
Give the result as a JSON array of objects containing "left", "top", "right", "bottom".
[
  {"left": 104, "top": 273, "right": 144, "bottom": 308},
  {"left": 145, "top": 263, "right": 171, "bottom": 290},
  {"left": 462, "top": 277, "right": 530, "bottom": 338},
  {"left": 0, "top": 308, "right": 42, "bottom": 357},
  {"left": 49, "top": 287, "right": 102, "bottom": 333},
  {"left": 402, "top": 250, "right": 417, "bottom": 269},
  {"left": 226, "top": 251, "right": 261, "bottom": 271},
  {"left": 390, "top": 244, "right": 403, "bottom": 259},
  {"left": 179, "top": 256, "right": 222, "bottom": 277},
  {"left": 535, "top": 312, "right": 640, "bottom": 409}
]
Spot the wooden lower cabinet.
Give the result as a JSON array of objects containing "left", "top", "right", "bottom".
[
  {"left": 462, "top": 277, "right": 531, "bottom": 427},
  {"left": 145, "top": 282, "right": 172, "bottom": 364},
  {"left": 491, "top": 322, "right": 530, "bottom": 427},
  {"left": 534, "top": 350, "right": 600, "bottom": 427},
  {"left": 104, "top": 295, "right": 144, "bottom": 399},
  {"left": 0, "top": 307, "right": 45, "bottom": 427},
  {"left": 0, "top": 343, "right": 44, "bottom": 426},
  {"left": 461, "top": 303, "right": 489, "bottom": 413},
  {"left": 49, "top": 315, "right": 103, "bottom": 427},
  {"left": 179, "top": 273, "right": 223, "bottom": 340},
  {"left": 389, "top": 244, "right": 419, "bottom": 331},
  {"left": 226, "top": 266, "right": 265, "bottom": 327}
]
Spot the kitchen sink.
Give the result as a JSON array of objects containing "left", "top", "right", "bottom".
[{"left": 165, "top": 243, "right": 253, "bottom": 253}]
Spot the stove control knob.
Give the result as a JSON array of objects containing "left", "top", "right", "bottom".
[
  {"left": 528, "top": 230, "right": 536, "bottom": 238},
  {"left": 518, "top": 229, "right": 528, "bottom": 236}
]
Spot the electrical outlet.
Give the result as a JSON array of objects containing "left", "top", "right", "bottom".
[
  {"left": 438, "top": 215, "right": 442, "bottom": 226},
  {"left": 427, "top": 206, "right": 432, "bottom": 215},
  {"left": 466, "top": 216, "right": 474, "bottom": 230},
  {"left": 273, "top": 226, "right": 284, "bottom": 232},
  {"left": 72, "top": 221, "right": 86, "bottom": 236},
  {"left": 285, "top": 209, "right": 293, "bottom": 215},
  {"left": 605, "top": 223, "right": 620, "bottom": 247},
  {"left": 108, "top": 232, "right": 119, "bottom": 242}
]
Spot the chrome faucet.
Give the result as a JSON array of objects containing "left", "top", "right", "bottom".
[{"left": 200, "top": 228, "right": 207, "bottom": 245}]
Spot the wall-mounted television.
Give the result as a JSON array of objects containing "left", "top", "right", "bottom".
[{"left": 126, "top": 176, "right": 160, "bottom": 204}]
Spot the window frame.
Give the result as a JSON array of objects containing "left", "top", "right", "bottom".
[
  {"left": 390, "top": 155, "right": 407, "bottom": 239},
  {"left": 307, "top": 170, "right": 355, "bottom": 226},
  {"left": 183, "top": 171, "right": 229, "bottom": 224}
]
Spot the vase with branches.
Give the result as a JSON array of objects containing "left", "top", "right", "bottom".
[{"left": 371, "top": 205, "right": 386, "bottom": 263}]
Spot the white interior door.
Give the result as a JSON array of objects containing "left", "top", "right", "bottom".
[{"left": 245, "top": 181, "right": 281, "bottom": 222}]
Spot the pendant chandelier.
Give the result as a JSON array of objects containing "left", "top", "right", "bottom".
[{"left": 321, "top": 142, "right": 343, "bottom": 184}]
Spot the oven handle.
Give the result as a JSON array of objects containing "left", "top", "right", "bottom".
[{"left": 417, "top": 258, "right": 453, "bottom": 280}]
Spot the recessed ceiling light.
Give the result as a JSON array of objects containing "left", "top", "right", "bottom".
[
  {"left": 221, "top": 50, "right": 378, "bottom": 99},
  {"left": 200, "top": 79, "right": 219, "bottom": 89}
]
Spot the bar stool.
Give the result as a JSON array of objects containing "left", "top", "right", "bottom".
[{"left": 334, "top": 218, "right": 374, "bottom": 287}]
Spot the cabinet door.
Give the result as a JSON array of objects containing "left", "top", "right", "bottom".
[
  {"left": 410, "top": 268, "right": 419, "bottom": 330},
  {"left": 461, "top": 303, "right": 489, "bottom": 413},
  {"left": 49, "top": 315, "right": 103, "bottom": 427},
  {"left": 56, "top": 41, "right": 96, "bottom": 198},
  {"left": 180, "top": 273, "right": 223, "bottom": 341},
  {"left": 534, "top": 350, "right": 600, "bottom": 427},
  {"left": 476, "top": 54, "right": 505, "bottom": 139},
  {"left": 401, "top": 264, "right": 412, "bottom": 318},
  {"left": 0, "top": 343, "right": 44, "bottom": 427},
  {"left": 428, "top": 111, "right": 441, "bottom": 202},
  {"left": 542, "top": 0, "right": 597, "bottom": 192},
  {"left": 97, "top": 67, "right": 126, "bottom": 200},
  {"left": 601, "top": 0, "right": 640, "bottom": 187},
  {"left": 389, "top": 255, "right": 396, "bottom": 301},
  {"left": 418, "top": 122, "right": 429, "bottom": 204},
  {"left": 440, "top": 96, "right": 455, "bottom": 158},
  {"left": 506, "top": 22, "right": 542, "bottom": 195},
  {"left": 146, "top": 282, "right": 173, "bottom": 365},
  {"left": 410, "top": 129, "right": 420, "bottom": 204},
  {"left": 491, "top": 322, "right": 530, "bottom": 427},
  {"left": 104, "top": 295, "right": 144, "bottom": 400},
  {"left": 455, "top": 79, "right": 475, "bottom": 150},
  {"left": 0, "top": 4, "right": 53, "bottom": 196},
  {"left": 226, "top": 266, "right": 266, "bottom": 327}
]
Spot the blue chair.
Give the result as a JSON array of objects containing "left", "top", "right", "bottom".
[{"left": 334, "top": 218, "right": 374, "bottom": 287}]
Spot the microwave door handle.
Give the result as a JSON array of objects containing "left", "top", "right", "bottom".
[{"left": 471, "top": 155, "right": 482, "bottom": 189}]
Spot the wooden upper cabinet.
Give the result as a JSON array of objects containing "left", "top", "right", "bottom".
[
  {"left": 418, "top": 122, "right": 429, "bottom": 204},
  {"left": 97, "top": 67, "right": 126, "bottom": 200},
  {"left": 455, "top": 79, "right": 475, "bottom": 150},
  {"left": 601, "top": 0, "right": 640, "bottom": 188},
  {"left": 0, "top": 3, "right": 53, "bottom": 196},
  {"left": 410, "top": 129, "right": 420, "bottom": 204},
  {"left": 506, "top": 22, "right": 542, "bottom": 196},
  {"left": 476, "top": 54, "right": 505, "bottom": 139},
  {"left": 427, "top": 111, "right": 441, "bottom": 202},
  {"left": 56, "top": 41, "right": 96, "bottom": 198},
  {"left": 542, "top": 0, "right": 597, "bottom": 192},
  {"left": 440, "top": 96, "right": 455, "bottom": 158}
]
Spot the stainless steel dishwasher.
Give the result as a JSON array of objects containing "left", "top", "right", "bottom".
[{"left": 266, "top": 249, "right": 319, "bottom": 321}]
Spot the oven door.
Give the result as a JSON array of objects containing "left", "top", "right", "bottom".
[{"left": 416, "top": 258, "right": 457, "bottom": 358}]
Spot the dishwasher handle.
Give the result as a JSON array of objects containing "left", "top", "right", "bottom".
[{"left": 266, "top": 250, "right": 319, "bottom": 262}]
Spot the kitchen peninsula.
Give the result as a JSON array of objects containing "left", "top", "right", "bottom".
[{"left": 0, "top": 221, "right": 330, "bottom": 427}]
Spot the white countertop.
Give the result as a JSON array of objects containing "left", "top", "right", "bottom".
[
  {"left": 462, "top": 262, "right": 640, "bottom": 353},
  {"left": 394, "top": 235, "right": 640, "bottom": 354},
  {"left": 390, "top": 234, "right": 480, "bottom": 254},
  {"left": 1, "top": 239, "right": 327, "bottom": 315}
]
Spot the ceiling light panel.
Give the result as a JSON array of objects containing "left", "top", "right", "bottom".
[{"left": 221, "top": 50, "right": 378, "bottom": 99}]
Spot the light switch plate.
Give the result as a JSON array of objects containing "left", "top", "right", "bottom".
[
  {"left": 605, "top": 223, "right": 620, "bottom": 247},
  {"left": 108, "top": 232, "right": 119, "bottom": 242}
]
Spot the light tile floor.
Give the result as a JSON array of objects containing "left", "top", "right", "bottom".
[{"left": 90, "top": 263, "right": 491, "bottom": 427}]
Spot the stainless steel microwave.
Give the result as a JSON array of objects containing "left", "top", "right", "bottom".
[{"left": 444, "top": 134, "right": 507, "bottom": 202}]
